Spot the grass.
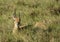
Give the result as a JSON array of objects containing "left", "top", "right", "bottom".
[{"left": 0, "top": 0, "right": 60, "bottom": 42}]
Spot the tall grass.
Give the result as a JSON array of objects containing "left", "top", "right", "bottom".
[{"left": 0, "top": 0, "right": 60, "bottom": 42}]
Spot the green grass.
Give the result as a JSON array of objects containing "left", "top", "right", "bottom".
[{"left": 0, "top": 0, "right": 60, "bottom": 42}]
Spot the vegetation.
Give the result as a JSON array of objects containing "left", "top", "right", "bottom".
[{"left": 0, "top": 0, "right": 60, "bottom": 42}]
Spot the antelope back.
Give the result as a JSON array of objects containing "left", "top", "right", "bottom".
[{"left": 34, "top": 21, "right": 48, "bottom": 30}]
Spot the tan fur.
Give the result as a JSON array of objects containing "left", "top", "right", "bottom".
[
  {"left": 34, "top": 22, "right": 48, "bottom": 30},
  {"left": 12, "top": 14, "right": 28, "bottom": 34},
  {"left": 12, "top": 17, "right": 19, "bottom": 34}
]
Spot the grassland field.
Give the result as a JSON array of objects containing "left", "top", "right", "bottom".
[{"left": 0, "top": 0, "right": 60, "bottom": 42}]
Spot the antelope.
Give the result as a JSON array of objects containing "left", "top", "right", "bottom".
[
  {"left": 12, "top": 9, "right": 28, "bottom": 34},
  {"left": 34, "top": 21, "right": 48, "bottom": 30},
  {"left": 12, "top": 14, "right": 19, "bottom": 34}
]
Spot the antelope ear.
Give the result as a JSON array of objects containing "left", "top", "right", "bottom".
[
  {"left": 12, "top": 8, "right": 17, "bottom": 20},
  {"left": 12, "top": 16, "right": 15, "bottom": 20},
  {"left": 12, "top": 14, "right": 16, "bottom": 20}
]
